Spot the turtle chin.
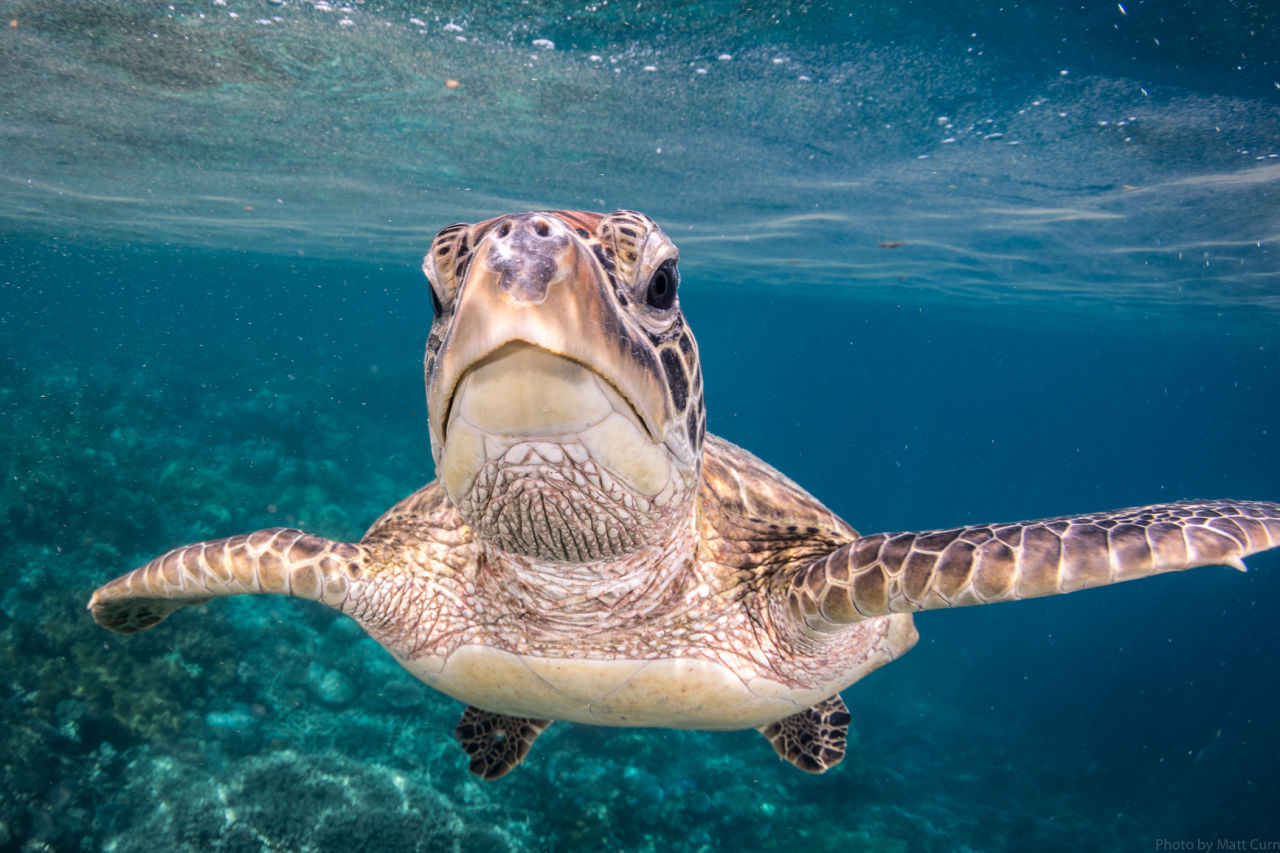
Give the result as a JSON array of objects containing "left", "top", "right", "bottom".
[{"left": 437, "top": 343, "right": 695, "bottom": 563}]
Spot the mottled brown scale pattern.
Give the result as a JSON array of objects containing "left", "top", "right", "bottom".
[
  {"left": 756, "top": 694, "right": 852, "bottom": 773},
  {"left": 426, "top": 223, "right": 472, "bottom": 305},
  {"left": 454, "top": 707, "right": 550, "bottom": 780},
  {"left": 298, "top": 439, "right": 878, "bottom": 698},
  {"left": 598, "top": 210, "right": 650, "bottom": 283},
  {"left": 790, "top": 500, "right": 1280, "bottom": 629},
  {"left": 89, "top": 529, "right": 367, "bottom": 633},
  {"left": 149, "top": 441, "right": 810, "bottom": 704}
]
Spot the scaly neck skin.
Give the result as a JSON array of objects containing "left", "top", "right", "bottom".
[
  {"left": 455, "top": 430, "right": 697, "bottom": 562},
  {"left": 473, "top": 506, "right": 701, "bottom": 632}
]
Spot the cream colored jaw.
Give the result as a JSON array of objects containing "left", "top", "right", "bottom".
[{"left": 440, "top": 343, "right": 676, "bottom": 505}]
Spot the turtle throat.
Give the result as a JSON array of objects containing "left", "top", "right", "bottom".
[{"left": 439, "top": 343, "right": 697, "bottom": 564}]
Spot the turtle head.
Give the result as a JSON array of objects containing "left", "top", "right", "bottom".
[{"left": 422, "top": 210, "right": 705, "bottom": 563}]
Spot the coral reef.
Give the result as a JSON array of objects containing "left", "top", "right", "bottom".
[{"left": 104, "top": 750, "right": 517, "bottom": 853}]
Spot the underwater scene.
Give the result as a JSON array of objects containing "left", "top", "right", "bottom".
[{"left": 3, "top": 0, "right": 1279, "bottom": 851}]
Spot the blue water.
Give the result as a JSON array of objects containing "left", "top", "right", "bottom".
[{"left": 3, "top": 1, "right": 1279, "bottom": 851}]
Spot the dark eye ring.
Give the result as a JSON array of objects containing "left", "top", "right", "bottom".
[{"left": 645, "top": 259, "right": 679, "bottom": 310}]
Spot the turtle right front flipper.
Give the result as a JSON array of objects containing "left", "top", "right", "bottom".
[
  {"left": 786, "top": 499, "right": 1280, "bottom": 629},
  {"left": 88, "top": 529, "right": 367, "bottom": 633}
]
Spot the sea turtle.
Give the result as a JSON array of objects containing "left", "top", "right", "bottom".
[{"left": 89, "top": 210, "right": 1280, "bottom": 780}]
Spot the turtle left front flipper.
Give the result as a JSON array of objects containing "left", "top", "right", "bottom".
[
  {"left": 785, "top": 499, "right": 1280, "bottom": 628},
  {"left": 454, "top": 706, "right": 551, "bottom": 780},
  {"left": 88, "top": 528, "right": 367, "bottom": 632}
]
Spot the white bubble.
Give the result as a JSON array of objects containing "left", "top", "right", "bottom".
[{"left": 532, "top": 38, "right": 554, "bottom": 50}]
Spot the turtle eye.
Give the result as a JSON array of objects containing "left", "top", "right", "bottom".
[
  {"left": 645, "top": 259, "right": 679, "bottom": 310},
  {"left": 428, "top": 282, "right": 444, "bottom": 317}
]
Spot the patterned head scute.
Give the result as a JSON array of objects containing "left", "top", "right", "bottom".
[
  {"left": 598, "top": 210, "right": 650, "bottom": 284},
  {"left": 423, "top": 222, "right": 472, "bottom": 313},
  {"left": 421, "top": 210, "right": 706, "bottom": 562}
]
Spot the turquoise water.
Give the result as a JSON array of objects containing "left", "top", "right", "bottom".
[{"left": 3, "top": 1, "right": 1279, "bottom": 851}]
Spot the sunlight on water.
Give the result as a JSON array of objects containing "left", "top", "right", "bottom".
[{"left": 3, "top": 0, "right": 1279, "bottom": 322}]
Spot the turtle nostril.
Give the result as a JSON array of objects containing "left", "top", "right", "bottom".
[
  {"left": 497, "top": 221, "right": 512, "bottom": 238},
  {"left": 533, "top": 219, "right": 551, "bottom": 237}
]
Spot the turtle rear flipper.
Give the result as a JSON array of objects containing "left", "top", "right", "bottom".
[
  {"left": 757, "top": 694, "right": 850, "bottom": 773},
  {"left": 454, "top": 707, "right": 551, "bottom": 780},
  {"left": 88, "top": 528, "right": 366, "bottom": 633},
  {"left": 786, "top": 499, "right": 1280, "bottom": 628}
]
